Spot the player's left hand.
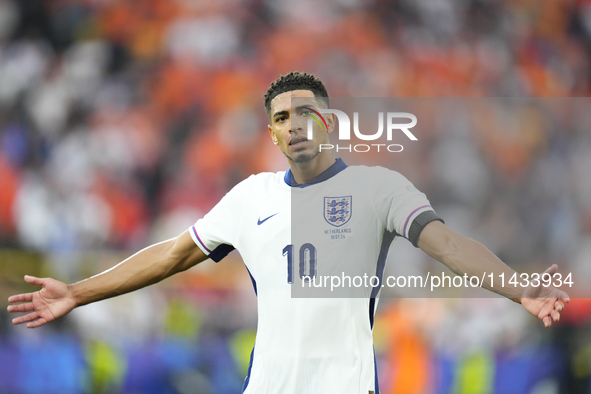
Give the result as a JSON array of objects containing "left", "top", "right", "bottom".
[{"left": 520, "top": 264, "right": 570, "bottom": 328}]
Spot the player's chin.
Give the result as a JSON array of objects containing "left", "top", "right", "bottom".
[{"left": 290, "top": 150, "right": 320, "bottom": 164}]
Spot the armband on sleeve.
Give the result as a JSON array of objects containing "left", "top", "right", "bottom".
[{"left": 408, "top": 211, "right": 445, "bottom": 247}]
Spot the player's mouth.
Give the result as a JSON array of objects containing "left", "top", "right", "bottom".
[{"left": 290, "top": 136, "right": 309, "bottom": 150}]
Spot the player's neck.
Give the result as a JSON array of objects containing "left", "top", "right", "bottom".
[{"left": 289, "top": 153, "right": 336, "bottom": 185}]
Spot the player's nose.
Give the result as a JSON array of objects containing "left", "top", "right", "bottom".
[{"left": 290, "top": 118, "right": 304, "bottom": 133}]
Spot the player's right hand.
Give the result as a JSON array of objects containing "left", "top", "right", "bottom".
[{"left": 7, "top": 275, "right": 76, "bottom": 328}]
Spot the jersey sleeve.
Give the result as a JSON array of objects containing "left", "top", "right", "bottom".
[
  {"left": 189, "top": 176, "right": 251, "bottom": 262},
  {"left": 373, "top": 167, "right": 443, "bottom": 247}
]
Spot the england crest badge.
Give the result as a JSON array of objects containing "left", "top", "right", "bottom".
[{"left": 324, "top": 196, "right": 352, "bottom": 227}]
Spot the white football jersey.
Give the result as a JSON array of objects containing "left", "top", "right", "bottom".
[{"left": 189, "top": 159, "right": 438, "bottom": 394}]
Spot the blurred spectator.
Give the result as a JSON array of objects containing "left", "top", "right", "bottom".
[{"left": 1, "top": 0, "right": 590, "bottom": 393}]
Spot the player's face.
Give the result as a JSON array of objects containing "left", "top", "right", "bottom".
[{"left": 268, "top": 90, "right": 333, "bottom": 164}]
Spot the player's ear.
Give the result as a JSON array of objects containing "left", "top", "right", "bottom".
[
  {"left": 268, "top": 124, "right": 278, "bottom": 145},
  {"left": 326, "top": 113, "right": 336, "bottom": 135}
]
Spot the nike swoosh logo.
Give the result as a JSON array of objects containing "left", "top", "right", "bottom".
[{"left": 257, "top": 213, "right": 278, "bottom": 225}]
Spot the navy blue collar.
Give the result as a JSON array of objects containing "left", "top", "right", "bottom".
[{"left": 284, "top": 158, "right": 348, "bottom": 188}]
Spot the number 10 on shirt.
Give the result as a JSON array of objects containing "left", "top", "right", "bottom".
[{"left": 283, "top": 244, "right": 317, "bottom": 284}]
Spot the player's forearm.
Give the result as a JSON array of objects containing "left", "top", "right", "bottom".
[
  {"left": 70, "top": 237, "right": 192, "bottom": 307},
  {"left": 436, "top": 234, "right": 523, "bottom": 302},
  {"left": 418, "top": 222, "right": 523, "bottom": 302}
]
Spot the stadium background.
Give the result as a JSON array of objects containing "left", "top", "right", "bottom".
[{"left": 0, "top": 0, "right": 590, "bottom": 393}]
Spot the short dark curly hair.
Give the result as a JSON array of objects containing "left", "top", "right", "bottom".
[{"left": 264, "top": 71, "right": 329, "bottom": 118}]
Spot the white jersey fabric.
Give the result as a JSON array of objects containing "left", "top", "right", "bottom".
[{"left": 189, "top": 159, "right": 437, "bottom": 394}]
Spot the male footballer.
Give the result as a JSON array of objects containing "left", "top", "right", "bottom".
[{"left": 8, "top": 72, "right": 569, "bottom": 394}]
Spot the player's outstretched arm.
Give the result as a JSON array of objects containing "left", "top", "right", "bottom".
[
  {"left": 7, "top": 230, "right": 207, "bottom": 328},
  {"left": 417, "top": 221, "right": 569, "bottom": 327}
]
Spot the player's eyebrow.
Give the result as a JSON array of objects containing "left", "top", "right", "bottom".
[
  {"left": 295, "top": 105, "right": 315, "bottom": 113},
  {"left": 272, "top": 110, "right": 289, "bottom": 120},
  {"left": 272, "top": 103, "right": 318, "bottom": 120}
]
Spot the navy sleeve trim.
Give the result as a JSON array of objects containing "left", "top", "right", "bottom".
[
  {"left": 209, "top": 244, "right": 235, "bottom": 262},
  {"left": 408, "top": 210, "right": 444, "bottom": 248}
]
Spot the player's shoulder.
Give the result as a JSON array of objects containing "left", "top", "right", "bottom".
[
  {"left": 229, "top": 170, "right": 287, "bottom": 191},
  {"left": 243, "top": 170, "right": 286, "bottom": 184},
  {"left": 343, "top": 164, "right": 411, "bottom": 185}
]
